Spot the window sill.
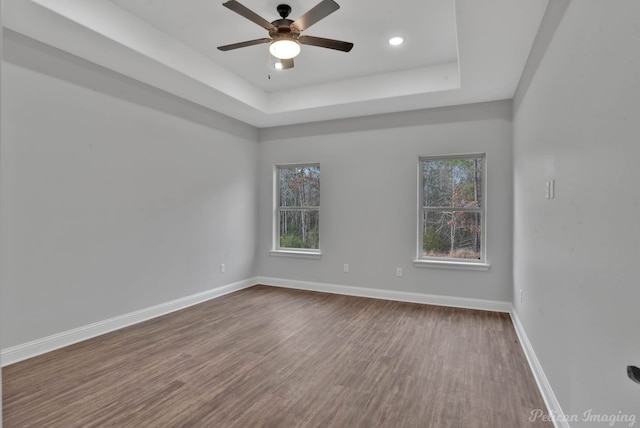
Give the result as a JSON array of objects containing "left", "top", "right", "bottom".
[
  {"left": 270, "top": 250, "right": 323, "bottom": 259},
  {"left": 413, "top": 260, "right": 490, "bottom": 271}
]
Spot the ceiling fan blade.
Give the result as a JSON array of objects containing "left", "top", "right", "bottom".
[
  {"left": 218, "top": 38, "right": 272, "bottom": 51},
  {"left": 298, "top": 35, "right": 353, "bottom": 52},
  {"left": 280, "top": 58, "right": 294, "bottom": 69},
  {"left": 292, "top": 0, "right": 340, "bottom": 32},
  {"left": 222, "top": 0, "right": 276, "bottom": 31}
]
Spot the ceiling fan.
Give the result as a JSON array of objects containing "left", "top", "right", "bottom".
[{"left": 217, "top": 0, "right": 354, "bottom": 69}]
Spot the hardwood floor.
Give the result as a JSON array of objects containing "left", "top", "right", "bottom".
[{"left": 3, "top": 285, "right": 552, "bottom": 427}]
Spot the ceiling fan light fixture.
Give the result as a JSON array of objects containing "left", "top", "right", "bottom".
[
  {"left": 218, "top": 0, "right": 354, "bottom": 69},
  {"left": 269, "top": 39, "right": 301, "bottom": 59}
]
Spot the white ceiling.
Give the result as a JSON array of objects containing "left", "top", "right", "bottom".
[
  {"left": 4, "top": 0, "right": 549, "bottom": 128},
  {"left": 111, "top": 0, "right": 459, "bottom": 93}
]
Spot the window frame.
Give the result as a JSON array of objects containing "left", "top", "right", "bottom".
[
  {"left": 271, "top": 163, "right": 321, "bottom": 257},
  {"left": 415, "top": 153, "right": 489, "bottom": 270}
]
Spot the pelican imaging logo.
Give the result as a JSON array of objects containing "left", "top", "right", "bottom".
[{"left": 529, "top": 409, "right": 637, "bottom": 426}]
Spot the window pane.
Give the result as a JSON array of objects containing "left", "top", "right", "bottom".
[
  {"left": 279, "top": 166, "right": 320, "bottom": 207},
  {"left": 422, "top": 158, "right": 483, "bottom": 208},
  {"left": 279, "top": 210, "right": 319, "bottom": 249},
  {"left": 422, "top": 211, "right": 481, "bottom": 259}
]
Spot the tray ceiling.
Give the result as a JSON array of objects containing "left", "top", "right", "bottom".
[{"left": 4, "top": 0, "right": 549, "bottom": 127}]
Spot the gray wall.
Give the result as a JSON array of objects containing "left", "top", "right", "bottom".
[
  {"left": 0, "top": 34, "right": 259, "bottom": 348},
  {"left": 513, "top": 0, "right": 640, "bottom": 424},
  {"left": 257, "top": 101, "right": 514, "bottom": 302},
  {"left": 1, "top": 33, "right": 516, "bottom": 358}
]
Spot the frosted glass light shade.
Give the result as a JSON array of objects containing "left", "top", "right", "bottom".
[{"left": 269, "top": 40, "right": 301, "bottom": 59}]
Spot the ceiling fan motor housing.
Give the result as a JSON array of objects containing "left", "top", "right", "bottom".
[
  {"left": 270, "top": 23, "right": 299, "bottom": 41},
  {"left": 276, "top": 4, "right": 291, "bottom": 18}
]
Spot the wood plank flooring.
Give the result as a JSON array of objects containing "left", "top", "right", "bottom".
[{"left": 3, "top": 285, "right": 552, "bottom": 427}]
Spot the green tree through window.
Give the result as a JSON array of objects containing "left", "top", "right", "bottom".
[
  {"left": 420, "top": 155, "right": 484, "bottom": 261},
  {"left": 277, "top": 164, "right": 320, "bottom": 250}
]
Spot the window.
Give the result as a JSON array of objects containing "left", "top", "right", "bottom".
[
  {"left": 274, "top": 164, "right": 320, "bottom": 253},
  {"left": 418, "top": 154, "right": 486, "bottom": 265}
]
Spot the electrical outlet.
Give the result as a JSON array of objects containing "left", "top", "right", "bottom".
[
  {"left": 396, "top": 268, "right": 403, "bottom": 277},
  {"left": 220, "top": 264, "right": 225, "bottom": 273},
  {"left": 343, "top": 264, "right": 349, "bottom": 273}
]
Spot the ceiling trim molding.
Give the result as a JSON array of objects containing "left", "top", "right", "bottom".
[
  {"left": 259, "top": 100, "right": 512, "bottom": 141},
  {"left": 3, "top": 29, "right": 260, "bottom": 140}
]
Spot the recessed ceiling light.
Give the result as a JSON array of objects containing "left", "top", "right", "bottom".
[{"left": 388, "top": 36, "right": 404, "bottom": 46}]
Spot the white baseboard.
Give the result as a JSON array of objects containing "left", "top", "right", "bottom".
[
  {"left": 510, "top": 309, "right": 567, "bottom": 428},
  {"left": 1, "top": 278, "right": 257, "bottom": 367},
  {"left": 0, "top": 275, "right": 515, "bottom": 369},
  {"left": 3, "top": 276, "right": 559, "bottom": 428},
  {"left": 255, "top": 276, "right": 511, "bottom": 313}
]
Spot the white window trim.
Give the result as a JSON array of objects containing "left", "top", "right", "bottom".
[
  {"left": 269, "top": 249, "right": 323, "bottom": 259},
  {"left": 416, "top": 153, "right": 489, "bottom": 270},
  {"left": 413, "top": 259, "right": 490, "bottom": 271},
  {"left": 272, "top": 163, "right": 321, "bottom": 257}
]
